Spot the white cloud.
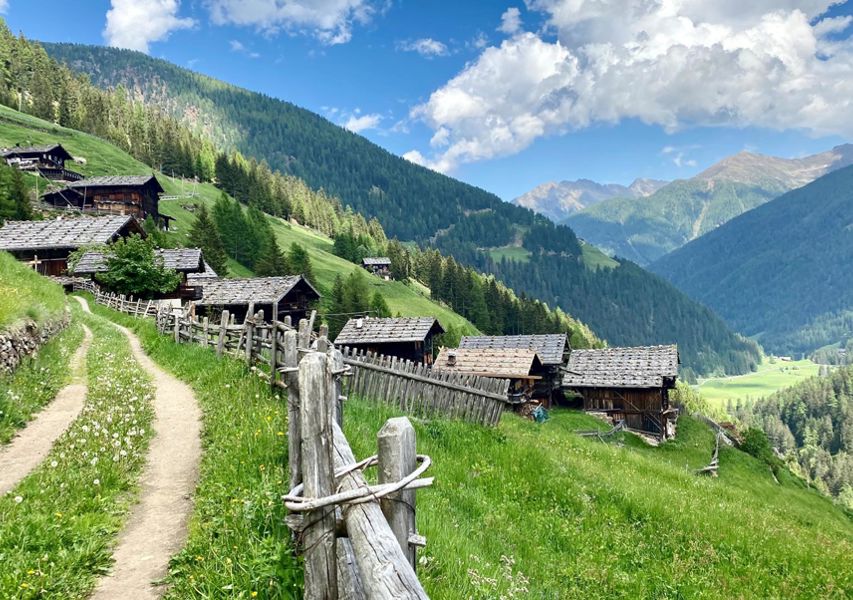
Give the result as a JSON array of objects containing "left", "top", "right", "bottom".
[
  {"left": 104, "top": 0, "right": 194, "bottom": 53},
  {"left": 470, "top": 32, "right": 489, "bottom": 50},
  {"left": 229, "top": 39, "right": 261, "bottom": 58},
  {"left": 205, "top": 0, "right": 375, "bottom": 45},
  {"left": 498, "top": 7, "right": 522, "bottom": 35},
  {"left": 0, "top": 1, "right": 8, "bottom": 14},
  {"left": 344, "top": 113, "right": 382, "bottom": 133},
  {"left": 398, "top": 38, "right": 449, "bottom": 57},
  {"left": 409, "top": 1, "right": 853, "bottom": 172}
]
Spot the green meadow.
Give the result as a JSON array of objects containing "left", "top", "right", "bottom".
[{"left": 698, "top": 357, "right": 822, "bottom": 408}]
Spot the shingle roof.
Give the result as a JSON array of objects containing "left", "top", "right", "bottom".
[
  {"left": 72, "top": 248, "right": 204, "bottom": 275},
  {"left": 0, "top": 215, "right": 140, "bottom": 251},
  {"left": 563, "top": 345, "right": 679, "bottom": 389},
  {"left": 0, "top": 144, "right": 73, "bottom": 160},
  {"left": 459, "top": 334, "right": 568, "bottom": 365},
  {"left": 434, "top": 347, "right": 543, "bottom": 379},
  {"left": 334, "top": 317, "right": 445, "bottom": 345},
  {"left": 193, "top": 276, "right": 320, "bottom": 307},
  {"left": 363, "top": 257, "right": 391, "bottom": 266},
  {"left": 66, "top": 175, "right": 163, "bottom": 192},
  {"left": 187, "top": 262, "right": 218, "bottom": 279}
]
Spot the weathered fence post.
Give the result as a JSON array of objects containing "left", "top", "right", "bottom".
[
  {"left": 378, "top": 417, "right": 419, "bottom": 568},
  {"left": 173, "top": 312, "right": 180, "bottom": 343},
  {"left": 245, "top": 313, "right": 255, "bottom": 366},
  {"left": 330, "top": 347, "right": 345, "bottom": 428},
  {"left": 217, "top": 310, "right": 229, "bottom": 356},
  {"left": 284, "top": 328, "right": 302, "bottom": 488},
  {"left": 299, "top": 352, "right": 338, "bottom": 599}
]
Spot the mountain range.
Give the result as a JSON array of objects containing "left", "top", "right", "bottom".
[
  {"left": 650, "top": 163, "right": 853, "bottom": 356},
  {"left": 519, "top": 145, "right": 853, "bottom": 265},
  {"left": 512, "top": 178, "right": 667, "bottom": 222},
  {"left": 43, "top": 42, "right": 762, "bottom": 376}
]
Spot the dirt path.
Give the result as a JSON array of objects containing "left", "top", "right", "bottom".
[
  {"left": 0, "top": 324, "right": 93, "bottom": 496},
  {"left": 74, "top": 296, "right": 202, "bottom": 599}
]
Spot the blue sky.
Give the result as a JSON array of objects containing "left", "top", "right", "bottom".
[{"left": 3, "top": 1, "right": 853, "bottom": 200}]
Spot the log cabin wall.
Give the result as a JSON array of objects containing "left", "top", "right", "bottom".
[{"left": 580, "top": 387, "right": 667, "bottom": 436}]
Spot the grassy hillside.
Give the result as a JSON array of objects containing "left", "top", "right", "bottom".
[
  {"left": 0, "top": 251, "right": 66, "bottom": 328},
  {"left": 161, "top": 197, "right": 478, "bottom": 333},
  {"left": 698, "top": 358, "right": 822, "bottom": 409},
  {"left": 44, "top": 42, "right": 764, "bottom": 377},
  {"left": 651, "top": 164, "right": 853, "bottom": 356}
]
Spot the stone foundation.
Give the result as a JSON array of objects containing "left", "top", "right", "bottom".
[{"left": 0, "top": 311, "right": 70, "bottom": 374}]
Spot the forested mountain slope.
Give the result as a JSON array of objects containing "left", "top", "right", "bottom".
[
  {"left": 566, "top": 146, "right": 853, "bottom": 264},
  {"left": 44, "top": 42, "right": 760, "bottom": 376},
  {"left": 746, "top": 364, "right": 853, "bottom": 509},
  {"left": 651, "top": 164, "right": 853, "bottom": 356}
]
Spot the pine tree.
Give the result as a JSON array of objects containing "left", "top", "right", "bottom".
[
  {"left": 255, "top": 236, "right": 289, "bottom": 276},
  {"left": 370, "top": 291, "right": 391, "bottom": 318},
  {"left": 9, "top": 167, "right": 31, "bottom": 220},
  {"left": 188, "top": 204, "right": 229, "bottom": 276},
  {"left": 288, "top": 242, "right": 314, "bottom": 282}
]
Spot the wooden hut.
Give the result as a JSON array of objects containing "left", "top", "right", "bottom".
[
  {"left": 334, "top": 317, "right": 445, "bottom": 364},
  {"left": 0, "top": 144, "right": 82, "bottom": 181},
  {"left": 563, "top": 345, "right": 679, "bottom": 439},
  {"left": 0, "top": 215, "right": 145, "bottom": 276},
  {"left": 71, "top": 248, "right": 208, "bottom": 300},
  {"left": 41, "top": 174, "right": 173, "bottom": 229},
  {"left": 362, "top": 257, "right": 392, "bottom": 278},
  {"left": 191, "top": 275, "right": 320, "bottom": 324},
  {"left": 434, "top": 347, "right": 545, "bottom": 403},
  {"left": 459, "top": 333, "right": 569, "bottom": 406}
]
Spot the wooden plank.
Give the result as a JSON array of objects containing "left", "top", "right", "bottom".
[
  {"left": 299, "top": 353, "right": 337, "bottom": 599},
  {"left": 378, "top": 417, "right": 418, "bottom": 568},
  {"left": 284, "top": 329, "right": 301, "bottom": 489}
]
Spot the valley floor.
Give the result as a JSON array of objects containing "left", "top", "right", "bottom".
[{"left": 698, "top": 357, "right": 822, "bottom": 408}]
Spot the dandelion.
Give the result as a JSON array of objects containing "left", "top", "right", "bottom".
[
  {"left": 50, "top": 460, "right": 58, "bottom": 468},
  {"left": 93, "top": 478, "right": 100, "bottom": 486},
  {"left": 14, "top": 495, "right": 23, "bottom": 503}
]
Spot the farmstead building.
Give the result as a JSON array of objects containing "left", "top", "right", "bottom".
[
  {"left": 41, "top": 175, "right": 172, "bottom": 229},
  {"left": 434, "top": 347, "right": 545, "bottom": 404},
  {"left": 0, "top": 143, "right": 83, "bottom": 181},
  {"left": 334, "top": 317, "right": 445, "bottom": 364},
  {"left": 563, "top": 345, "right": 679, "bottom": 439},
  {"left": 191, "top": 275, "right": 321, "bottom": 324},
  {"left": 459, "top": 333, "right": 570, "bottom": 406},
  {"left": 0, "top": 215, "right": 145, "bottom": 276}
]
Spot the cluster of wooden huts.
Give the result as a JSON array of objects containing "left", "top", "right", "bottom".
[
  {"left": 332, "top": 315, "right": 680, "bottom": 439},
  {"left": 0, "top": 141, "right": 682, "bottom": 439}
]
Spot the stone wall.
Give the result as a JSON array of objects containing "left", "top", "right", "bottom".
[{"left": 0, "top": 311, "right": 70, "bottom": 374}]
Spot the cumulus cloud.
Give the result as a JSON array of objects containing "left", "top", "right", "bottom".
[
  {"left": 0, "top": 1, "right": 8, "bottom": 14},
  {"left": 407, "top": 0, "right": 853, "bottom": 172},
  {"left": 398, "top": 38, "right": 450, "bottom": 58},
  {"left": 205, "top": 0, "right": 375, "bottom": 45},
  {"left": 498, "top": 7, "right": 522, "bottom": 35},
  {"left": 104, "top": 0, "right": 194, "bottom": 53},
  {"left": 344, "top": 113, "right": 382, "bottom": 133}
]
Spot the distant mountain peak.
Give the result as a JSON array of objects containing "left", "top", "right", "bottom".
[{"left": 513, "top": 177, "right": 667, "bottom": 222}]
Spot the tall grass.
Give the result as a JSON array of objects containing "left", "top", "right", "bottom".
[
  {"left": 0, "top": 309, "right": 154, "bottom": 598},
  {"left": 0, "top": 252, "right": 67, "bottom": 329}
]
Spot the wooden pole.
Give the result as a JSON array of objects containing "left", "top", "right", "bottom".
[
  {"left": 330, "top": 347, "right": 345, "bottom": 428},
  {"left": 377, "top": 417, "right": 418, "bottom": 568},
  {"left": 332, "top": 423, "right": 428, "bottom": 599},
  {"left": 217, "top": 310, "right": 229, "bottom": 356},
  {"left": 173, "top": 312, "right": 180, "bottom": 343},
  {"left": 299, "top": 353, "right": 337, "bottom": 599},
  {"left": 245, "top": 311, "right": 255, "bottom": 367},
  {"left": 284, "top": 329, "right": 302, "bottom": 489},
  {"left": 270, "top": 303, "right": 279, "bottom": 389}
]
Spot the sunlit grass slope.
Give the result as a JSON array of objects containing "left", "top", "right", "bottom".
[{"left": 698, "top": 357, "right": 822, "bottom": 408}]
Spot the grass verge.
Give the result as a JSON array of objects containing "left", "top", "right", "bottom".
[
  {"left": 343, "top": 404, "right": 853, "bottom": 598},
  {"left": 0, "top": 252, "right": 67, "bottom": 329},
  {"left": 0, "top": 321, "right": 83, "bottom": 444},
  {"left": 84, "top": 299, "right": 301, "bottom": 598},
  {"left": 0, "top": 307, "right": 154, "bottom": 598}
]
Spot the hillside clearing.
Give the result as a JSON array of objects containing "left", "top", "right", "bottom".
[
  {"left": 698, "top": 358, "right": 822, "bottom": 408},
  {"left": 0, "top": 251, "right": 66, "bottom": 328}
]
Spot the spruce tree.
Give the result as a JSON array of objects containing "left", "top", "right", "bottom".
[
  {"left": 370, "top": 291, "right": 391, "bottom": 318},
  {"left": 9, "top": 167, "right": 31, "bottom": 220},
  {"left": 188, "top": 204, "right": 229, "bottom": 276},
  {"left": 255, "top": 236, "right": 289, "bottom": 276},
  {"left": 288, "top": 242, "right": 314, "bottom": 282}
]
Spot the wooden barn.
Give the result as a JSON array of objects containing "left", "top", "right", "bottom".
[
  {"left": 191, "top": 275, "right": 320, "bottom": 324},
  {"left": 334, "top": 317, "right": 445, "bottom": 364},
  {"left": 0, "top": 215, "right": 145, "bottom": 276},
  {"left": 563, "top": 345, "right": 679, "bottom": 439},
  {"left": 434, "top": 347, "right": 545, "bottom": 403},
  {"left": 0, "top": 144, "right": 83, "bottom": 181},
  {"left": 41, "top": 175, "right": 172, "bottom": 229},
  {"left": 459, "top": 333, "right": 569, "bottom": 406},
  {"left": 71, "top": 248, "right": 209, "bottom": 300},
  {"left": 362, "top": 257, "right": 392, "bottom": 278}
]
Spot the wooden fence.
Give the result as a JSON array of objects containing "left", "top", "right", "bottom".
[
  {"left": 340, "top": 347, "right": 509, "bottom": 427},
  {"left": 73, "top": 281, "right": 161, "bottom": 319}
]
